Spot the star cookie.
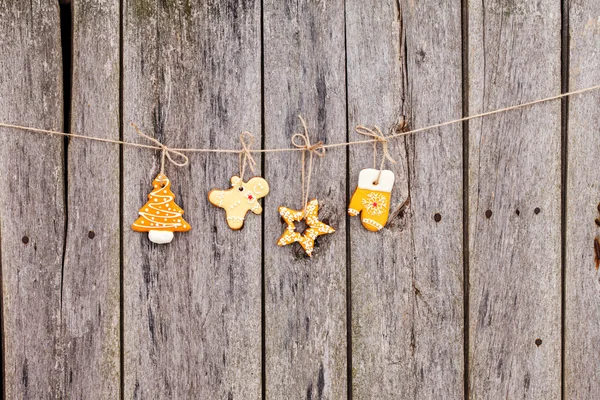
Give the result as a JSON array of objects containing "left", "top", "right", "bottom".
[{"left": 277, "top": 199, "right": 335, "bottom": 257}]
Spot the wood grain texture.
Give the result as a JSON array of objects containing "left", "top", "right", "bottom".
[
  {"left": 467, "top": 0, "right": 562, "bottom": 398},
  {"left": 565, "top": 2, "right": 600, "bottom": 398},
  {"left": 346, "top": 0, "right": 464, "bottom": 398},
  {"left": 0, "top": 1, "right": 65, "bottom": 398},
  {"left": 122, "top": 0, "right": 262, "bottom": 398},
  {"left": 60, "top": 1, "right": 121, "bottom": 398},
  {"left": 263, "top": 1, "right": 347, "bottom": 398}
]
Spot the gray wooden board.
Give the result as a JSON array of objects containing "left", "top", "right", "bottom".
[
  {"left": 263, "top": 1, "right": 347, "bottom": 398},
  {"left": 565, "top": 1, "right": 600, "bottom": 398},
  {"left": 467, "top": 0, "right": 562, "bottom": 398},
  {"left": 0, "top": 1, "right": 65, "bottom": 398},
  {"left": 122, "top": 1, "right": 262, "bottom": 398},
  {"left": 60, "top": 0, "right": 121, "bottom": 398},
  {"left": 346, "top": 0, "right": 464, "bottom": 398}
]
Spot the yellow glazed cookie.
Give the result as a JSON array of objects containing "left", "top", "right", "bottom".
[
  {"left": 132, "top": 173, "right": 191, "bottom": 244},
  {"left": 208, "top": 176, "right": 269, "bottom": 230},
  {"left": 277, "top": 199, "right": 335, "bottom": 257},
  {"left": 348, "top": 168, "right": 395, "bottom": 232}
]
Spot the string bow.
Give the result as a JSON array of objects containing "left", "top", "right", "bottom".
[
  {"left": 131, "top": 123, "right": 189, "bottom": 177},
  {"left": 238, "top": 131, "right": 257, "bottom": 181}
]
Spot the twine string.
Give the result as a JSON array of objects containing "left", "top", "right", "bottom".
[
  {"left": 291, "top": 115, "right": 325, "bottom": 214},
  {"left": 238, "top": 131, "right": 257, "bottom": 181},
  {"left": 0, "top": 84, "right": 598, "bottom": 155},
  {"left": 355, "top": 125, "right": 397, "bottom": 184},
  {"left": 131, "top": 123, "right": 189, "bottom": 176}
]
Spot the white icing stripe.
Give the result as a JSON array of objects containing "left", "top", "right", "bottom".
[
  {"left": 348, "top": 208, "right": 359, "bottom": 216},
  {"left": 363, "top": 219, "right": 384, "bottom": 230},
  {"left": 132, "top": 177, "right": 185, "bottom": 229},
  {"left": 357, "top": 168, "right": 395, "bottom": 192}
]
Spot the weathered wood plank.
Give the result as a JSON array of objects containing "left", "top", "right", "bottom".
[
  {"left": 346, "top": 0, "right": 464, "bottom": 398},
  {"left": 468, "top": 1, "right": 562, "bottom": 398},
  {"left": 0, "top": 1, "right": 65, "bottom": 398},
  {"left": 565, "top": 2, "right": 600, "bottom": 398},
  {"left": 60, "top": 1, "right": 121, "bottom": 398},
  {"left": 123, "top": 1, "right": 262, "bottom": 398},
  {"left": 263, "top": 1, "right": 347, "bottom": 398}
]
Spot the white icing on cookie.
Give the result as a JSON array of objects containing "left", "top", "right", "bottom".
[
  {"left": 148, "top": 230, "right": 174, "bottom": 244},
  {"left": 357, "top": 168, "right": 395, "bottom": 192}
]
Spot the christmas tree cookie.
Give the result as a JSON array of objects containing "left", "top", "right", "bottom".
[{"left": 132, "top": 173, "right": 191, "bottom": 243}]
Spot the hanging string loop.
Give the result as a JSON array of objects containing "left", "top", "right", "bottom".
[
  {"left": 355, "top": 124, "right": 396, "bottom": 184},
  {"left": 291, "top": 115, "right": 325, "bottom": 215},
  {"left": 131, "top": 123, "right": 189, "bottom": 177},
  {"left": 238, "top": 131, "right": 257, "bottom": 181}
]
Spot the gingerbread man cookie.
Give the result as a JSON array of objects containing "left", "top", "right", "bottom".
[{"left": 208, "top": 176, "right": 270, "bottom": 230}]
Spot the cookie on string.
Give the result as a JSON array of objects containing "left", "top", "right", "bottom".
[
  {"left": 132, "top": 173, "right": 191, "bottom": 244},
  {"left": 208, "top": 176, "right": 269, "bottom": 230},
  {"left": 277, "top": 199, "right": 334, "bottom": 257},
  {"left": 348, "top": 168, "right": 395, "bottom": 232},
  {"left": 277, "top": 116, "right": 333, "bottom": 256}
]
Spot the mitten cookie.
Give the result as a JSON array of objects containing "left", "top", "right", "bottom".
[
  {"left": 348, "top": 168, "right": 395, "bottom": 232},
  {"left": 208, "top": 176, "right": 269, "bottom": 230},
  {"left": 132, "top": 173, "right": 191, "bottom": 244}
]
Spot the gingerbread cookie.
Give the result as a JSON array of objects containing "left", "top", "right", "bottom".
[
  {"left": 208, "top": 176, "right": 269, "bottom": 230},
  {"left": 132, "top": 173, "right": 191, "bottom": 244}
]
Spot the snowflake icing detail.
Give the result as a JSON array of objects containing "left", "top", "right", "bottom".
[{"left": 362, "top": 192, "right": 387, "bottom": 216}]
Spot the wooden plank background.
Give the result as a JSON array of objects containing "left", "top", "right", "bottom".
[
  {"left": 0, "top": 0, "right": 598, "bottom": 399},
  {"left": 565, "top": 1, "right": 600, "bottom": 398},
  {"left": 467, "top": 0, "right": 562, "bottom": 398}
]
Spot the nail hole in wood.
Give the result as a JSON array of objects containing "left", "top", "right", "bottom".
[
  {"left": 515, "top": 209, "right": 520, "bottom": 216},
  {"left": 534, "top": 207, "right": 541, "bottom": 215},
  {"left": 88, "top": 231, "right": 95, "bottom": 239},
  {"left": 22, "top": 236, "right": 29, "bottom": 244},
  {"left": 434, "top": 213, "right": 441, "bottom": 222},
  {"left": 485, "top": 210, "right": 492, "bottom": 219},
  {"left": 535, "top": 338, "right": 542, "bottom": 347}
]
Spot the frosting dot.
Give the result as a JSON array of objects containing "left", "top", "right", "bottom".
[
  {"left": 163, "top": 190, "right": 167, "bottom": 194},
  {"left": 164, "top": 218, "right": 167, "bottom": 221},
  {"left": 141, "top": 221, "right": 144, "bottom": 224},
  {"left": 154, "top": 199, "right": 158, "bottom": 202},
  {"left": 156, "top": 211, "right": 160, "bottom": 215},
  {"left": 183, "top": 224, "right": 187, "bottom": 228}
]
